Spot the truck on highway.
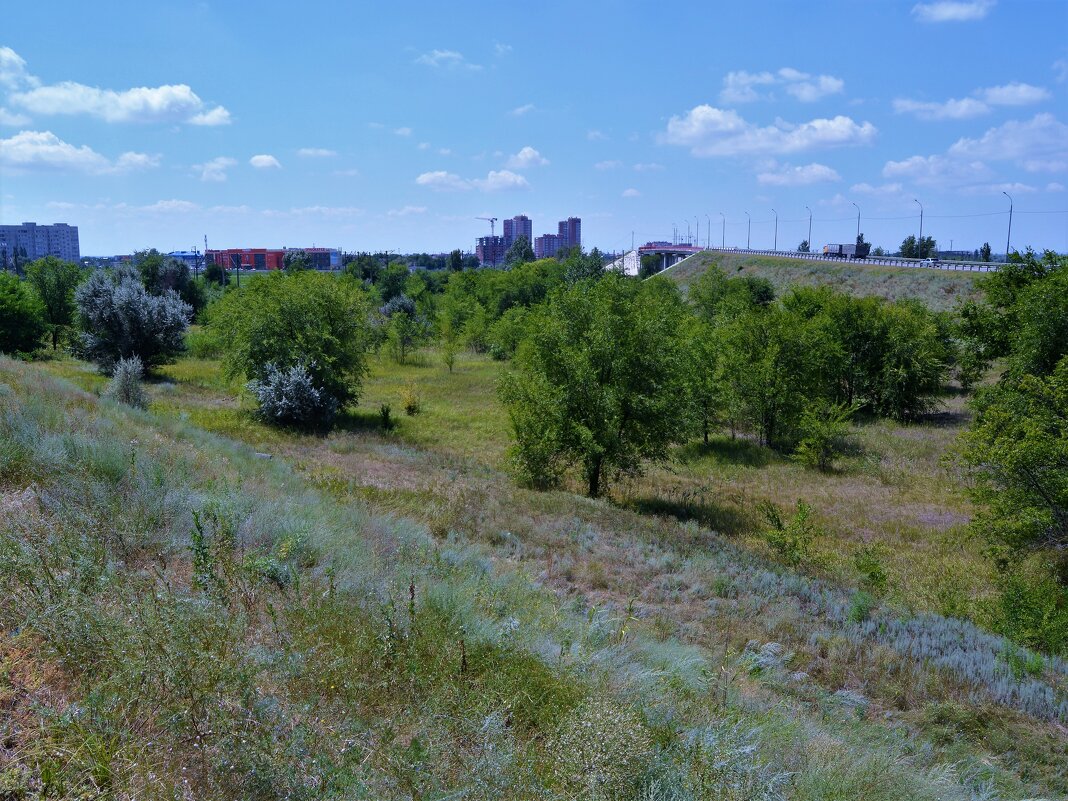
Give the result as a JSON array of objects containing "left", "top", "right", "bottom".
[{"left": 822, "top": 243, "right": 871, "bottom": 259}]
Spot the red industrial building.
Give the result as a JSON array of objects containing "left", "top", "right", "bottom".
[{"left": 207, "top": 247, "right": 340, "bottom": 271}]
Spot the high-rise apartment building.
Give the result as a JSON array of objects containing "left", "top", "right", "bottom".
[
  {"left": 558, "top": 217, "right": 581, "bottom": 252},
  {"left": 534, "top": 234, "right": 563, "bottom": 259},
  {"left": 502, "top": 214, "right": 533, "bottom": 249},
  {"left": 0, "top": 222, "right": 80, "bottom": 265},
  {"left": 476, "top": 235, "right": 506, "bottom": 267}
]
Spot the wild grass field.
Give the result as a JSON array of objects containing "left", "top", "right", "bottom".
[
  {"left": 10, "top": 342, "right": 1067, "bottom": 799},
  {"left": 664, "top": 252, "right": 983, "bottom": 312}
]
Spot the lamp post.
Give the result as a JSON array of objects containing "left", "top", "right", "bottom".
[
  {"left": 695, "top": 216, "right": 701, "bottom": 248},
  {"left": 851, "top": 202, "right": 861, "bottom": 244},
  {"left": 719, "top": 212, "right": 725, "bottom": 249},
  {"left": 771, "top": 208, "right": 778, "bottom": 251},
  {"left": 745, "top": 211, "right": 751, "bottom": 250},
  {"left": 1003, "top": 190, "right": 1013, "bottom": 261},
  {"left": 914, "top": 199, "right": 923, "bottom": 259},
  {"left": 805, "top": 206, "right": 812, "bottom": 251},
  {"left": 705, "top": 214, "right": 710, "bottom": 249}
]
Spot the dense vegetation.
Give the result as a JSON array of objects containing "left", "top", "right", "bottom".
[{"left": 1, "top": 247, "right": 1067, "bottom": 798}]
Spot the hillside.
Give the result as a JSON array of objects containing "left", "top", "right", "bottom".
[
  {"left": 4, "top": 352, "right": 1066, "bottom": 799},
  {"left": 664, "top": 252, "right": 984, "bottom": 311}
]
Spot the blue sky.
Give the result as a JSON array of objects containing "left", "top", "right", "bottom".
[{"left": 2, "top": 0, "right": 1067, "bottom": 256}]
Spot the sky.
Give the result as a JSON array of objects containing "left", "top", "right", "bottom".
[{"left": 1, "top": 0, "right": 1067, "bottom": 257}]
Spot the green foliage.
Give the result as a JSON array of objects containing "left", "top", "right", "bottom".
[
  {"left": 760, "top": 500, "right": 818, "bottom": 566},
  {"left": 689, "top": 266, "right": 775, "bottom": 324},
  {"left": 0, "top": 272, "right": 45, "bottom": 355},
  {"left": 24, "top": 256, "right": 84, "bottom": 350},
  {"left": 504, "top": 235, "right": 535, "bottom": 266},
  {"left": 499, "top": 274, "right": 692, "bottom": 496},
  {"left": 377, "top": 262, "right": 411, "bottom": 302},
  {"left": 899, "top": 235, "right": 937, "bottom": 259},
  {"left": 793, "top": 399, "right": 855, "bottom": 471},
  {"left": 979, "top": 242, "right": 992, "bottom": 262},
  {"left": 208, "top": 271, "right": 372, "bottom": 412},
  {"left": 204, "top": 260, "right": 229, "bottom": 286},
  {"left": 853, "top": 546, "right": 889, "bottom": 595},
  {"left": 994, "top": 564, "right": 1068, "bottom": 655},
  {"left": 401, "top": 383, "right": 421, "bottom": 416},
  {"left": 486, "top": 306, "right": 531, "bottom": 361},
  {"left": 282, "top": 248, "right": 312, "bottom": 272},
  {"left": 847, "top": 590, "right": 877, "bottom": 623},
  {"left": 103, "top": 356, "right": 148, "bottom": 409}
]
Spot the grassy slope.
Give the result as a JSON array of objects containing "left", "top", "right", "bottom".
[
  {"left": 15, "top": 351, "right": 1068, "bottom": 799},
  {"left": 664, "top": 252, "right": 983, "bottom": 311}
]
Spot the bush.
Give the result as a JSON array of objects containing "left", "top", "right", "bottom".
[
  {"left": 208, "top": 271, "right": 371, "bottom": 417},
  {"left": 794, "top": 400, "right": 855, "bottom": 472},
  {"left": 103, "top": 356, "right": 148, "bottom": 409},
  {"left": 247, "top": 362, "right": 338, "bottom": 426},
  {"left": 0, "top": 272, "right": 46, "bottom": 355},
  {"left": 759, "top": 500, "right": 818, "bottom": 567},
  {"left": 380, "top": 294, "right": 430, "bottom": 364},
  {"left": 402, "top": 384, "right": 421, "bottom": 416},
  {"left": 75, "top": 266, "right": 191, "bottom": 374}
]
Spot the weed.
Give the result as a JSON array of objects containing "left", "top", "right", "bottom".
[{"left": 759, "top": 499, "right": 817, "bottom": 567}]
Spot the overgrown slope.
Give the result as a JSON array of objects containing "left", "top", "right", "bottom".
[{"left": 665, "top": 252, "right": 983, "bottom": 311}]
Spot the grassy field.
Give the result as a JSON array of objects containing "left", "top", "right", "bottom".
[
  {"left": 18, "top": 345, "right": 1068, "bottom": 798},
  {"left": 664, "top": 252, "right": 984, "bottom": 311}
]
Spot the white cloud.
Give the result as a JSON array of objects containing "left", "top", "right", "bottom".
[
  {"left": 757, "top": 162, "right": 841, "bottom": 186},
  {"left": 188, "top": 106, "right": 231, "bottom": 126},
  {"left": 882, "top": 154, "right": 993, "bottom": 186},
  {"left": 333, "top": 168, "right": 361, "bottom": 177},
  {"left": 594, "top": 160, "right": 622, "bottom": 170},
  {"left": 506, "top": 146, "right": 548, "bottom": 169},
  {"left": 415, "top": 49, "right": 481, "bottom": 70},
  {"left": 298, "top": 147, "right": 337, "bottom": 158},
  {"left": 720, "top": 67, "right": 844, "bottom": 104},
  {"left": 250, "top": 154, "right": 281, "bottom": 169},
  {"left": 387, "top": 205, "right": 428, "bottom": 217},
  {"left": 587, "top": 129, "right": 608, "bottom": 141},
  {"left": 12, "top": 80, "right": 230, "bottom": 125},
  {"left": 394, "top": 126, "right": 412, "bottom": 137},
  {"left": 416, "top": 169, "right": 529, "bottom": 192},
  {"left": 1047, "top": 182, "right": 1065, "bottom": 192},
  {"left": 194, "top": 156, "right": 237, "bottom": 182},
  {"left": 0, "top": 130, "right": 157, "bottom": 174},
  {"left": 262, "top": 205, "right": 364, "bottom": 219},
  {"left": 851, "top": 181, "right": 904, "bottom": 196},
  {"left": 0, "top": 107, "right": 31, "bottom": 126},
  {"left": 622, "top": 188, "right": 641, "bottom": 198},
  {"left": 142, "top": 199, "right": 200, "bottom": 213},
  {"left": 911, "top": 0, "right": 994, "bottom": 23},
  {"left": 959, "top": 181, "right": 1037, "bottom": 196},
  {"left": 894, "top": 82, "right": 1049, "bottom": 120},
  {"left": 632, "top": 162, "right": 663, "bottom": 172},
  {"left": 659, "top": 105, "right": 876, "bottom": 157},
  {"left": 438, "top": 147, "right": 452, "bottom": 156},
  {"left": 494, "top": 42, "right": 512, "bottom": 57},
  {"left": 510, "top": 103, "right": 535, "bottom": 116},
  {"left": 948, "top": 113, "right": 1068, "bottom": 171},
  {"left": 472, "top": 169, "right": 529, "bottom": 191},
  {"left": 1055, "top": 59, "right": 1068, "bottom": 84},
  {"left": 416, "top": 170, "right": 471, "bottom": 191},
  {"left": 0, "top": 47, "right": 38, "bottom": 91}
]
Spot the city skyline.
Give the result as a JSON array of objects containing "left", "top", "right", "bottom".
[{"left": 1, "top": 1, "right": 1067, "bottom": 255}]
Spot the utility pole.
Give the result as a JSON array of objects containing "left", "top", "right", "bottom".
[
  {"left": 805, "top": 206, "right": 812, "bottom": 251},
  {"left": 1003, "top": 190, "right": 1013, "bottom": 261},
  {"left": 719, "top": 212, "right": 725, "bottom": 248},
  {"left": 914, "top": 199, "right": 923, "bottom": 259},
  {"left": 851, "top": 202, "right": 861, "bottom": 244},
  {"left": 771, "top": 208, "right": 778, "bottom": 251},
  {"left": 745, "top": 211, "right": 751, "bottom": 249}
]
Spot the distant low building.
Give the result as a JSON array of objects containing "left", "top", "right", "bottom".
[
  {"left": 206, "top": 247, "right": 341, "bottom": 271},
  {"left": 0, "top": 222, "right": 80, "bottom": 266}
]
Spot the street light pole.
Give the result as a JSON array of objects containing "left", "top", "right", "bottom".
[
  {"left": 805, "top": 206, "right": 812, "bottom": 251},
  {"left": 851, "top": 202, "right": 861, "bottom": 244},
  {"left": 695, "top": 216, "right": 700, "bottom": 248},
  {"left": 1002, "top": 191, "right": 1013, "bottom": 261},
  {"left": 745, "top": 211, "right": 751, "bottom": 249},
  {"left": 719, "top": 212, "right": 725, "bottom": 249},
  {"left": 705, "top": 214, "right": 710, "bottom": 249},
  {"left": 771, "top": 209, "right": 778, "bottom": 251},
  {"left": 914, "top": 199, "right": 923, "bottom": 259}
]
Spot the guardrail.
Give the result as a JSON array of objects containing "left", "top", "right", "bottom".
[{"left": 706, "top": 248, "right": 998, "bottom": 272}]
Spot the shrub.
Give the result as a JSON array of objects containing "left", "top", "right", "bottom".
[
  {"left": 208, "top": 271, "right": 371, "bottom": 416},
  {"left": 853, "top": 546, "right": 888, "bottom": 595},
  {"left": 75, "top": 266, "right": 191, "bottom": 373},
  {"left": 0, "top": 272, "right": 46, "bottom": 355},
  {"left": 759, "top": 500, "right": 817, "bottom": 567},
  {"left": 442, "top": 338, "right": 457, "bottom": 372},
  {"left": 379, "top": 403, "right": 394, "bottom": 430},
  {"left": 247, "top": 362, "right": 338, "bottom": 426},
  {"left": 380, "top": 294, "right": 430, "bottom": 364},
  {"left": 103, "top": 356, "right": 148, "bottom": 409},
  {"left": 793, "top": 400, "right": 855, "bottom": 471},
  {"left": 401, "top": 384, "right": 421, "bottom": 416},
  {"left": 548, "top": 697, "right": 653, "bottom": 798},
  {"left": 847, "top": 590, "right": 877, "bottom": 623}
]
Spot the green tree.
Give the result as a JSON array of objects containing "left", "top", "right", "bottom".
[
  {"left": 562, "top": 247, "right": 606, "bottom": 284},
  {"left": 208, "top": 271, "right": 372, "bottom": 413},
  {"left": 283, "top": 249, "right": 312, "bottom": 272},
  {"left": 794, "top": 399, "right": 856, "bottom": 472},
  {"left": 446, "top": 249, "right": 464, "bottom": 272},
  {"left": 504, "top": 235, "right": 535, "bottom": 266},
  {"left": 205, "top": 260, "right": 229, "bottom": 286},
  {"left": 377, "top": 262, "right": 411, "bottom": 302},
  {"left": 980, "top": 242, "right": 992, "bottom": 262},
  {"left": 798, "top": 240, "right": 810, "bottom": 253},
  {"left": 24, "top": 256, "right": 84, "bottom": 350},
  {"left": 0, "top": 272, "right": 45, "bottom": 354},
  {"left": 499, "top": 274, "right": 691, "bottom": 497},
  {"left": 900, "top": 235, "right": 937, "bottom": 259}
]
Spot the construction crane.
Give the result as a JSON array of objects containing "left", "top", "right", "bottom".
[{"left": 476, "top": 216, "right": 498, "bottom": 237}]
